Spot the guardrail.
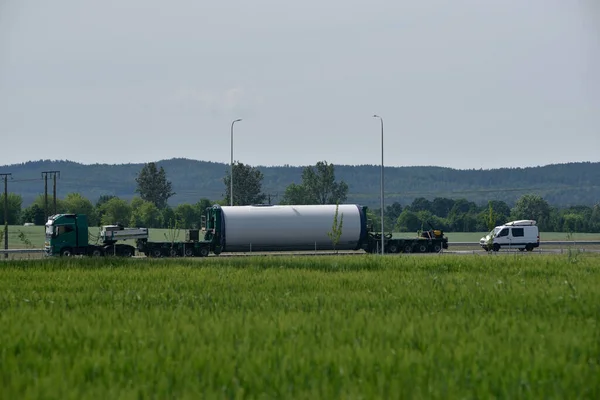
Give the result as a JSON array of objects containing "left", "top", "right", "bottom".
[
  {"left": 1, "top": 249, "right": 45, "bottom": 254},
  {"left": 451, "top": 241, "right": 600, "bottom": 247}
]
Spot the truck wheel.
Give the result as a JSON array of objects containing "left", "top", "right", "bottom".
[
  {"left": 493, "top": 243, "right": 500, "bottom": 252},
  {"left": 418, "top": 244, "right": 428, "bottom": 253},
  {"left": 60, "top": 248, "right": 73, "bottom": 257},
  {"left": 184, "top": 247, "right": 194, "bottom": 257},
  {"left": 404, "top": 245, "right": 412, "bottom": 253},
  {"left": 199, "top": 247, "right": 210, "bottom": 257},
  {"left": 90, "top": 248, "right": 103, "bottom": 257}
]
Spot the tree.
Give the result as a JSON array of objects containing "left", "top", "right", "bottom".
[
  {"left": 96, "top": 195, "right": 117, "bottom": 208},
  {"left": 280, "top": 161, "right": 348, "bottom": 205},
  {"left": 327, "top": 203, "right": 344, "bottom": 252},
  {"left": 431, "top": 198, "right": 455, "bottom": 218},
  {"left": 63, "top": 193, "right": 97, "bottom": 225},
  {"left": 98, "top": 198, "right": 132, "bottom": 226},
  {"left": 0, "top": 193, "right": 22, "bottom": 225},
  {"left": 194, "top": 198, "right": 213, "bottom": 216},
  {"left": 396, "top": 210, "right": 421, "bottom": 232},
  {"left": 279, "top": 183, "right": 311, "bottom": 205},
  {"left": 223, "top": 162, "right": 266, "bottom": 206},
  {"left": 135, "top": 162, "right": 175, "bottom": 209},
  {"left": 174, "top": 203, "right": 199, "bottom": 229},
  {"left": 409, "top": 197, "right": 432, "bottom": 213},
  {"left": 130, "top": 198, "right": 161, "bottom": 228},
  {"left": 21, "top": 204, "right": 46, "bottom": 225},
  {"left": 30, "top": 194, "right": 66, "bottom": 217},
  {"left": 384, "top": 202, "right": 403, "bottom": 231},
  {"left": 511, "top": 194, "right": 551, "bottom": 230}
]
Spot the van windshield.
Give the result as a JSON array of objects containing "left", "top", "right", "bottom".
[{"left": 490, "top": 227, "right": 501, "bottom": 237}]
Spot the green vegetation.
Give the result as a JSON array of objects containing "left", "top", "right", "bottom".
[
  {"left": 280, "top": 160, "right": 349, "bottom": 205},
  {"left": 3, "top": 159, "right": 600, "bottom": 212},
  {"left": 223, "top": 162, "right": 267, "bottom": 206},
  {"left": 1, "top": 255, "right": 599, "bottom": 398}
]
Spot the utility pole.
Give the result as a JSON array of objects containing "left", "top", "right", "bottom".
[
  {"left": 42, "top": 171, "right": 60, "bottom": 219},
  {"left": 1, "top": 173, "right": 12, "bottom": 259}
]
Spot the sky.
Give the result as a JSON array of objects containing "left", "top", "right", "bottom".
[{"left": 1, "top": 0, "right": 599, "bottom": 170}]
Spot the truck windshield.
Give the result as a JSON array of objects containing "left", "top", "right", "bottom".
[{"left": 45, "top": 225, "right": 54, "bottom": 238}]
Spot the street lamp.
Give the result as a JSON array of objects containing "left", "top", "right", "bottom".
[
  {"left": 373, "top": 114, "right": 384, "bottom": 255},
  {"left": 230, "top": 118, "right": 242, "bottom": 206}
]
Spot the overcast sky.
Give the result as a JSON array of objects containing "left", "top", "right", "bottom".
[{"left": 1, "top": 0, "right": 598, "bottom": 170}]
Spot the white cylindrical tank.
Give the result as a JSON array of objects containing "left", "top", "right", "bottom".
[{"left": 219, "top": 204, "right": 366, "bottom": 252}]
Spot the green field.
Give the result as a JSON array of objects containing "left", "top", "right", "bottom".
[
  {"left": 1, "top": 255, "right": 599, "bottom": 398},
  {"left": 3, "top": 225, "right": 600, "bottom": 250}
]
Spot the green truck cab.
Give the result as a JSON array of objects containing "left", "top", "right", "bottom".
[{"left": 45, "top": 214, "right": 138, "bottom": 257}]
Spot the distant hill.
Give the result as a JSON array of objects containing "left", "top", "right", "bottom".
[{"left": 1, "top": 159, "right": 599, "bottom": 208}]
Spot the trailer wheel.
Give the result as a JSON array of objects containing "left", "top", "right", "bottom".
[
  {"left": 90, "top": 248, "right": 103, "bottom": 257},
  {"left": 388, "top": 244, "right": 399, "bottom": 254},
  {"left": 433, "top": 244, "right": 441, "bottom": 253},
  {"left": 199, "top": 247, "right": 210, "bottom": 257},
  {"left": 169, "top": 248, "right": 179, "bottom": 257},
  {"left": 418, "top": 244, "right": 428, "bottom": 253},
  {"left": 121, "top": 248, "right": 134, "bottom": 258},
  {"left": 184, "top": 247, "right": 194, "bottom": 257},
  {"left": 403, "top": 245, "right": 412, "bottom": 253},
  {"left": 151, "top": 248, "right": 162, "bottom": 258}
]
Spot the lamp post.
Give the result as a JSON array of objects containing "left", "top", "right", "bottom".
[
  {"left": 373, "top": 115, "right": 384, "bottom": 255},
  {"left": 230, "top": 118, "right": 242, "bottom": 206}
]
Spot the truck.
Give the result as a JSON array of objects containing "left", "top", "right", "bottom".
[
  {"left": 46, "top": 204, "right": 449, "bottom": 257},
  {"left": 45, "top": 214, "right": 148, "bottom": 257}
]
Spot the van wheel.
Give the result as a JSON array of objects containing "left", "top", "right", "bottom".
[
  {"left": 493, "top": 243, "right": 500, "bottom": 252},
  {"left": 525, "top": 244, "right": 534, "bottom": 252}
]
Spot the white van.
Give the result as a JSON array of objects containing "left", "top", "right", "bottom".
[{"left": 480, "top": 220, "right": 540, "bottom": 252}]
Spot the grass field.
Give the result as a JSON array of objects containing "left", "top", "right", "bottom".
[
  {"left": 3, "top": 225, "right": 600, "bottom": 249},
  {"left": 1, "top": 255, "right": 599, "bottom": 398}
]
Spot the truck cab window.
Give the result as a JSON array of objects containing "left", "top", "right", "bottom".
[{"left": 55, "top": 225, "right": 74, "bottom": 236}]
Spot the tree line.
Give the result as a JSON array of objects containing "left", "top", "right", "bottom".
[{"left": 1, "top": 161, "right": 599, "bottom": 233}]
